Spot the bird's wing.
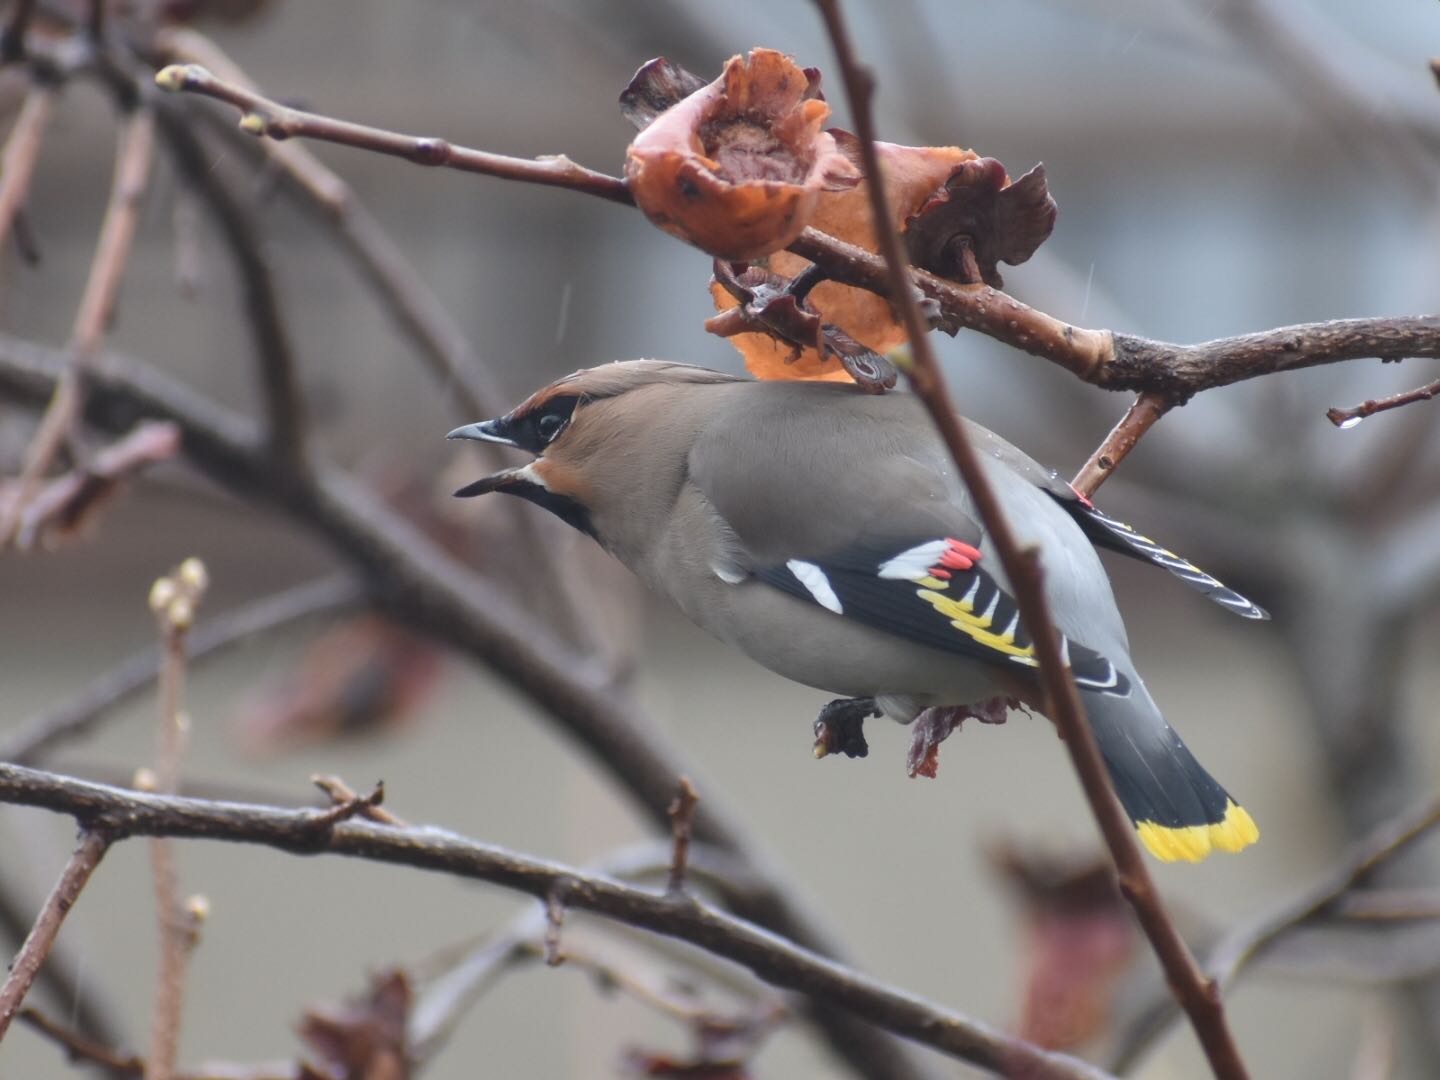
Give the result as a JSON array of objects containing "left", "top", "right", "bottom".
[
  {"left": 751, "top": 536, "right": 1129, "bottom": 695},
  {"left": 687, "top": 388, "right": 1128, "bottom": 693}
]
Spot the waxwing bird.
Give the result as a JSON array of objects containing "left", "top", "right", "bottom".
[{"left": 448, "top": 361, "right": 1264, "bottom": 863}]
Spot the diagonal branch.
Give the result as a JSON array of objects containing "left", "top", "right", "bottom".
[
  {"left": 1072, "top": 391, "right": 1175, "bottom": 497},
  {"left": 0, "top": 763, "right": 1115, "bottom": 1080},
  {"left": 0, "top": 333, "right": 935, "bottom": 1080},
  {"left": 1, "top": 574, "right": 360, "bottom": 767},
  {"left": 0, "top": 81, "right": 57, "bottom": 258},
  {"left": 809, "top": 3, "right": 1249, "bottom": 1079},
  {"left": 0, "top": 104, "right": 154, "bottom": 548},
  {"left": 0, "top": 829, "right": 111, "bottom": 1042}
]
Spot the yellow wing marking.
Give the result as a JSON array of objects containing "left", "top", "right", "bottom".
[{"left": 916, "top": 587, "right": 1035, "bottom": 659}]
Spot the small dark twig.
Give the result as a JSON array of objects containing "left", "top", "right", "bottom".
[
  {"left": 312, "top": 775, "right": 403, "bottom": 826},
  {"left": 666, "top": 776, "right": 700, "bottom": 896},
  {"left": 1072, "top": 391, "right": 1175, "bottom": 497},
  {"left": 307, "top": 781, "right": 387, "bottom": 832},
  {"left": 153, "top": 63, "right": 634, "bottom": 206},
  {"left": 544, "top": 884, "right": 569, "bottom": 968},
  {"left": 0, "top": 830, "right": 111, "bottom": 1041},
  {"left": 1327, "top": 376, "right": 1440, "bottom": 428},
  {"left": 19, "top": 1007, "right": 143, "bottom": 1076},
  {"left": 809, "top": 4, "right": 1250, "bottom": 1079}
]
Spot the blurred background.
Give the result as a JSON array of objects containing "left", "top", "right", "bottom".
[{"left": 2, "top": 0, "right": 1439, "bottom": 1077}]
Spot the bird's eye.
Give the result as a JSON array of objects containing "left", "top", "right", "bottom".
[{"left": 537, "top": 412, "right": 566, "bottom": 443}]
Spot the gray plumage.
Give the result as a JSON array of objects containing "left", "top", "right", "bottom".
[{"left": 449, "top": 361, "right": 1261, "bottom": 862}]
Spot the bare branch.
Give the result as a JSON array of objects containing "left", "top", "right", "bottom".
[
  {"left": 1109, "top": 794, "right": 1440, "bottom": 1073},
  {"left": 1072, "top": 392, "right": 1174, "bottom": 497},
  {"left": 143, "top": 558, "right": 210, "bottom": 1080},
  {"left": 152, "top": 28, "right": 510, "bottom": 423},
  {"left": 0, "top": 335, "right": 934, "bottom": 1080},
  {"left": 0, "top": 83, "right": 56, "bottom": 257},
  {"left": 666, "top": 776, "right": 700, "bottom": 896},
  {"left": 0, "top": 829, "right": 111, "bottom": 1041},
  {"left": 1, "top": 574, "right": 360, "bottom": 766},
  {"left": 1327, "top": 376, "right": 1440, "bottom": 428},
  {"left": 153, "top": 63, "right": 634, "bottom": 206},
  {"left": 0, "top": 763, "right": 1115, "bottom": 1080},
  {"left": 0, "top": 104, "right": 155, "bottom": 548},
  {"left": 809, "top": 4, "right": 1249, "bottom": 1080}
]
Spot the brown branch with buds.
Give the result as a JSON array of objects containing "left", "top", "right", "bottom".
[
  {"left": 0, "top": 762, "right": 1114, "bottom": 1080},
  {"left": 810, "top": 4, "right": 1249, "bottom": 1080},
  {"left": 143, "top": 558, "right": 211, "bottom": 1080}
]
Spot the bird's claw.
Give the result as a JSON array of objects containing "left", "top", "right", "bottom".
[{"left": 812, "top": 697, "right": 880, "bottom": 760}]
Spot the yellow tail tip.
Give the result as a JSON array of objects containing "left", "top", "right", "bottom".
[{"left": 1135, "top": 801, "right": 1259, "bottom": 863}]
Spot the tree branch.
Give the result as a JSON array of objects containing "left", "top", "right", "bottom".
[
  {"left": 0, "top": 104, "right": 154, "bottom": 548},
  {"left": 0, "top": 82, "right": 56, "bottom": 256},
  {"left": 153, "top": 63, "right": 634, "bottom": 206},
  {"left": 147, "top": 58, "right": 1440, "bottom": 410},
  {"left": 0, "top": 333, "right": 935, "bottom": 1080},
  {"left": 1072, "top": 391, "right": 1175, "bottom": 497},
  {"left": 809, "top": 3, "right": 1249, "bottom": 1079},
  {"left": 0, "top": 829, "right": 111, "bottom": 1042},
  {"left": 1109, "top": 793, "right": 1440, "bottom": 1074},
  {"left": 1327, "top": 376, "right": 1440, "bottom": 428},
  {"left": 0, "top": 763, "right": 1114, "bottom": 1080}
]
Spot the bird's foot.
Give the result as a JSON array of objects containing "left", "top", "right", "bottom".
[
  {"left": 906, "top": 697, "right": 1019, "bottom": 779},
  {"left": 812, "top": 697, "right": 880, "bottom": 760}
]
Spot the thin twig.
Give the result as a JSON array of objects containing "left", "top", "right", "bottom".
[
  {"left": 0, "top": 334, "right": 937, "bottom": 1080},
  {"left": 0, "top": 763, "right": 1115, "bottom": 1080},
  {"left": 144, "top": 558, "right": 209, "bottom": 1080},
  {"left": 1108, "top": 793, "right": 1440, "bottom": 1073},
  {"left": 0, "top": 868, "right": 123, "bottom": 1049},
  {"left": 666, "top": 776, "right": 700, "bottom": 896},
  {"left": 19, "top": 1005, "right": 298, "bottom": 1080},
  {"left": 1072, "top": 391, "right": 1175, "bottom": 497},
  {"left": 151, "top": 27, "right": 508, "bottom": 421},
  {"left": 809, "top": 4, "right": 1250, "bottom": 1080},
  {"left": 148, "top": 97, "right": 306, "bottom": 465},
  {"left": 0, "top": 104, "right": 154, "bottom": 548},
  {"left": 0, "top": 82, "right": 56, "bottom": 257},
  {"left": 153, "top": 63, "right": 634, "bottom": 206},
  {"left": 1, "top": 574, "right": 361, "bottom": 766},
  {"left": 312, "top": 774, "right": 403, "bottom": 826},
  {"left": 0, "top": 829, "right": 110, "bottom": 1041},
  {"left": 1327, "top": 376, "right": 1440, "bottom": 428}
]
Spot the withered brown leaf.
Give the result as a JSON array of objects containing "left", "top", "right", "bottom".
[{"left": 905, "top": 160, "right": 1057, "bottom": 288}]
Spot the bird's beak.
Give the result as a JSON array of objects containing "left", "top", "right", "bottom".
[
  {"left": 446, "top": 418, "right": 516, "bottom": 447},
  {"left": 453, "top": 465, "right": 530, "bottom": 499}
]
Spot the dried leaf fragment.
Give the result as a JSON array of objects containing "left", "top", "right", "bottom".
[
  {"left": 905, "top": 698, "right": 1013, "bottom": 779},
  {"left": 620, "top": 58, "right": 708, "bottom": 132},
  {"left": 624, "top": 49, "right": 859, "bottom": 260},
  {"left": 905, "top": 160, "right": 1056, "bottom": 287},
  {"left": 299, "top": 969, "right": 411, "bottom": 1080}
]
